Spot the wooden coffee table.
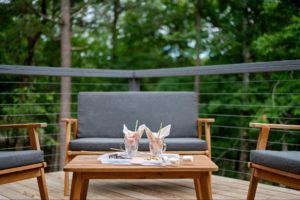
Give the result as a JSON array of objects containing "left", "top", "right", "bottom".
[{"left": 64, "top": 155, "right": 218, "bottom": 200}]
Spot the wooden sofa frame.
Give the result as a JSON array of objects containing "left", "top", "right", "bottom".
[
  {"left": 247, "top": 123, "right": 300, "bottom": 200},
  {"left": 0, "top": 123, "right": 49, "bottom": 200},
  {"left": 62, "top": 117, "right": 215, "bottom": 195}
]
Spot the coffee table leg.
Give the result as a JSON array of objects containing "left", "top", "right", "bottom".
[
  {"left": 80, "top": 179, "right": 89, "bottom": 200},
  {"left": 70, "top": 172, "right": 83, "bottom": 200},
  {"left": 199, "top": 172, "right": 212, "bottom": 200},
  {"left": 194, "top": 178, "right": 203, "bottom": 200}
]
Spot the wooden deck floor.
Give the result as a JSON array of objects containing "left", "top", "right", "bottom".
[{"left": 0, "top": 171, "right": 299, "bottom": 199}]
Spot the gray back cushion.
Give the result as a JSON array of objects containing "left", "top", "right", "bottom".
[{"left": 78, "top": 92, "right": 198, "bottom": 138}]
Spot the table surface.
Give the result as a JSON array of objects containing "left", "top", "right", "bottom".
[{"left": 64, "top": 155, "right": 218, "bottom": 173}]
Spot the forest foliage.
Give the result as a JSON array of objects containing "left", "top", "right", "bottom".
[{"left": 0, "top": 0, "right": 299, "bottom": 179}]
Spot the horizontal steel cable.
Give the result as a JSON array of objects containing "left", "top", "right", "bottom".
[
  {"left": 218, "top": 168, "right": 250, "bottom": 176},
  {"left": 199, "top": 103, "right": 300, "bottom": 108},
  {"left": 47, "top": 164, "right": 60, "bottom": 168},
  {"left": 212, "top": 125, "right": 300, "bottom": 133},
  {"left": 44, "top": 153, "right": 61, "bottom": 158},
  {"left": 200, "top": 113, "right": 300, "bottom": 120},
  {"left": 0, "top": 132, "right": 60, "bottom": 139},
  {"left": 211, "top": 135, "right": 300, "bottom": 146},
  {"left": 0, "top": 102, "right": 77, "bottom": 106},
  {"left": 0, "top": 144, "right": 58, "bottom": 151},
  {"left": 0, "top": 92, "right": 78, "bottom": 95},
  {"left": 0, "top": 112, "right": 77, "bottom": 117},
  {"left": 212, "top": 157, "right": 248, "bottom": 164},
  {"left": 0, "top": 81, "right": 128, "bottom": 86},
  {"left": 5, "top": 101, "right": 293, "bottom": 109},
  {"left": 212, "top": 146, "right": 250, "bottom": 152},
  {"left": 199, "top": 93, "right": 300, "bottom": 95}
]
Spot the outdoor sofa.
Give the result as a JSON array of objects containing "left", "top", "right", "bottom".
[{"left": 62, "top": 92, "right": 215, "bottom": 195}]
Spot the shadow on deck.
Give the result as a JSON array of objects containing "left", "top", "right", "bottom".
[{"left": 0, "top": 171, "right": 299, "bottom": 199}]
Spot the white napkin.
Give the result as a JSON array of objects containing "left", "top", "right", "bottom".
[
  {"left": 97, "top": 153, "right": 179, "bottom": 166},
  {"left": 123, "top": 124, "right": 146, "bottom": 140},
  {"left": 145, "top": 124, "right": 171, "bottom": 141}
]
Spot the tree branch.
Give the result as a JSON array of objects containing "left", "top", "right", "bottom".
[
  {"left": 71, "top": 46, "right": 89, "bottom": 51},
  {"left": 271, "top": 80, "right": 280, "bottom": 108},
  {"left": 39, "top": 12, "right": 62, "bottom": 25},
  {"left": 71, "top": 3, "right": 88, "bottom": 16},
  {"left": 29, "top": 6, "right": 62, "bottom": 25}
]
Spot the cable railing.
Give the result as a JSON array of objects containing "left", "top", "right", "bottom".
[
  {"left": 211, "top": 135, "right": 300, "bottom": 146},
  {"left": 0, "top": 60, "right": 299, "bottom": 179},
  {"left": 0, "top": 144, "right": 59, "bottom": 151}
]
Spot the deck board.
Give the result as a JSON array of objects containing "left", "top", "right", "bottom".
[{"left": 0, "top": 171, "right": 299, "bottom": 199}]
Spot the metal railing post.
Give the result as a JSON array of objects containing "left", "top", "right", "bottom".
[{"left": 129, "top": 72, "right": 140, "bottom": 91}]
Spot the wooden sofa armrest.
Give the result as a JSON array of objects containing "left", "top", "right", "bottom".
[
  {"left": 61, "top": 118, "right": 78, "bottom": 164},
  {"left": 61, "top": 118, "right": 78, "bottom": 123},
  {"left": 250, "top": 123, "right": 300, "bottom": 130},
  {"left": 0, "top": 123, "right": 47, "bottom": 150},
  {"left": 197, "top": 118, "right": 215, "bottom": 138},
  {"left": 197, "top": 118, "right": 215, "bottom": 158},
  {"left": 0, "top": 123, "right": 47, "bottom": 129},
  {"left": 197, "top": 118, "right": 215, "bottom": 123},
  {"left": 250, "top": 123, "right": 300, "bottom": 150},
  {"left": 61, "top": 118, "right": 78, "bottom": 138}
]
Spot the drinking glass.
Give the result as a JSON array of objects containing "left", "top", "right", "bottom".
[
  {"left": 149, "top": 138, "right": 167, "bottom": 158},
  {"left": 124, "top": 135, "right": 139, "bottom": 158}
]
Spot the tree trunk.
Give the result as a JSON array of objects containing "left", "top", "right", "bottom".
[
  {"left": 239, "top": 0, "right": 251, "bottom": 180},
  {"left": 15, "top": 134, "right": 24, "bottom": 150},
  {"left": 194, "top": 0, "right": 202, "bottom": 107},
  {"left": 25, "top": 0, "right": 47, "bottom": 65},
  {"left": 59, "top": 0, "right": 72, "bottom": 170},
  {"left": 112, "top": 0, "right": 120, "bottom": 62},
  {"left": 25, "top": 33, "right": 41, "bottom": 65}
]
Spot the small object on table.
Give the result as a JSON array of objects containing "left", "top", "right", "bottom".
[
  {"left": 108, "top": 153, "right": 127, "bottom": 159},
  {"left": 162, "top": 156, "right": 169, "bottom": 163},
  {"left": 110, "top": 148, "right": 124, "bottom": 152},
  {"left": 169, "top": 157, "right": 180, "bottom": 165},
  {"left": 182, "top": 155, "right": 194, "bottom": 164}
]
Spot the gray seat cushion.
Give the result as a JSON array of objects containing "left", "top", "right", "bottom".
[
  {"left": 250, "top": 150, "right": 300, "bottom": 175},
  {"left": 77, "top": 92, "right": 198, "bottom": 138},
  {"left": 0, "top": 150, "right": 44, "bottom": 170},
  {"left": 140, "top": 138, "right": 207, "bottom": 151},
  {"left": 69, "top": 138, "right": 207, "bottom": 151}
]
